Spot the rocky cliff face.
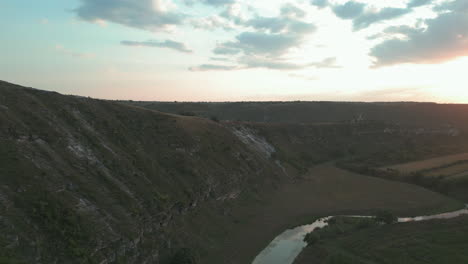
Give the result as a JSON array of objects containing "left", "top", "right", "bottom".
[{"left": 0, "top": 81, "right": 283, "bottom": 263}]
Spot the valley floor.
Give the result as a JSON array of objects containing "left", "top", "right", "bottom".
[{"left": 192, "top": 164, "right": 462, "bottom": 264}]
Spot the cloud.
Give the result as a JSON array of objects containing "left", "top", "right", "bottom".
[
  {"left": 189, "top": 64, "right": 238, "bottom": 71},
  {"left": 121, "top": 39, "right": 192, "bottom": 53},
  {"left": 213, "top": 42, "right": 243, "bottom": 55},
  {"left": 246, "top": 16, "right": 290, "bottom": 33},
  {"left": 216, "top": 10, "right": 316, "bottom": 56},
  {"left": 204, "top": 0, "right": 236, "bottom": 6},
  {"left": 433, "top": 0, "right": 468, "bottom": 12},
  {"left": 310, "top": 0, "right": 329, "bottom": 9},
  {"left": 332, "top": 1, "right": 365, "bottom": 19},
  {"left": 280, "top": 3, "right": 306, "bottom": 18},
  {"left": 310, "top": 57, "right": 341, "bottom": 68},
  {"left": 238, "top": 56, "right": 310, "bottom": 70},
  {"left": 407, "top": 0, "right": 433, "bottom": 8},
  {"left": 370, "top": 1, "right": 468, "bottom": 67},
  {"left": 215, "top": 31, "right": 305, "bottom": 56},
  {"left": 190, "top": 56, "right": 340, "bottom": 71},
  {"left": 243, "top": 3, "right": 316, "bottom": 34},
  {"left": 219, "top": 3, "right": 246, "bottom": 24},
  {"left": 55, "top": 45, "right": 95, "bottom": 58},
  {"left": 209, "top": 3, "right": 320, "bottom": 71},
  {"left": 210, "top": 57, "right": 231, "bottom": 61},
  {"left": 353, "top": 7, "right": 411, "bottom": 30},
  {"left": 191, "top": 15, "right": 236, "bottom": 31},
  {"left": 321, "top": 1, "right": 412, "bottom": 30},
  {"left": 183, "top": 0, "right": 237, "bottom": 7},
  {"left": 74, "top": 0, "right": 183, "bottom": 31}
]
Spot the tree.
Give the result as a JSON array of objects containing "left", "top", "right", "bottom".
[
  {"left": 304, "top": 232, "right": 320, "bottom": 246},
  {"left": 375, "top": 210, "right": 397, "bottom": 224}
]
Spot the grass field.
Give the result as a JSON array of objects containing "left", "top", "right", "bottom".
[
  {"left": 425, "top": 161, "right": 468, "bottom": 178},
  {"left": 188, "top": 164, "right": 463, "bottom": 264},
  {"left": 379, "top": 153, "right": 468, "bottom": 202},
  {"left": 383, "top": 152, "right": 468, "bottom": 174},
  {"left": 294, "top": 215, "right": 468, "bottom": 264}
]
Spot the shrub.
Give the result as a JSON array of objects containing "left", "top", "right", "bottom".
[
  {"left": 170, "top": 248, "right": 197, "bottom": 264},
  {"left": 304, "top": 232, "right": 321, "bottom": 246},
  {"left": 179, "top": 111, "right": 196, "bottom": 117},
  {"left": 375, "top": 210, "right": 397, "bottom": 224}
]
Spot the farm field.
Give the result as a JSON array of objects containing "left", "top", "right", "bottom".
[
  {"left": 377, "top": 153, "right": 468, "bottom": 202},
  {"left": 383, "top": 152, "right": 468, "bottom": 174}
]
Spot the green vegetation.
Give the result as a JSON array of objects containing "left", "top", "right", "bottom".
[
  {"left": 304, "top": 217, "right": 381, "bottom": 246},
  {"left": 374, "top": 210, "right": 397, "bottom": 224},
  {"left": 170, "top": 248, "right": 197, "bottom": 264},
  {"left": 295, "top": 216, "right": 468, "bottom": 264}
]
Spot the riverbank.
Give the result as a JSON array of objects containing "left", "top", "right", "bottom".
[
  {"left": 196, "top": 164, "right": 463, "bottom": 263},
  {"left": 294, "top": 214, "right": 468, "bottom": 264}
]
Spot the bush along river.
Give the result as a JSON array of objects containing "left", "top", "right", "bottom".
[{"left": 252, "top": 205, "right": 468, "bottom": 264}]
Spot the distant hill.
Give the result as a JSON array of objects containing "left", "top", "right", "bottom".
[{"left": 127, "top": 101, "right": 468, "bottom": 130}]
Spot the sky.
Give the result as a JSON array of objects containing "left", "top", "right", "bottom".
[{"left": 0, "top": 0, "right": 467, "bottom": 102}]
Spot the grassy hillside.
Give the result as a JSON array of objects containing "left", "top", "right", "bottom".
[
  {"left": 294, "top": 215, "right": 468, "bottom": 264},
  {"left": 0, "top": 81, "right": 466, "bottom": 263},
  {"left": 0, "top": 81, "right": 285, "bottom": 263}
]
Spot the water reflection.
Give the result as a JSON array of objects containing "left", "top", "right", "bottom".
[
  {"left": 252, "top": 206, "right": 468, "bottom": 264},
  {"left": 252, "top": 217, "right": 330, "bottom": 264}
]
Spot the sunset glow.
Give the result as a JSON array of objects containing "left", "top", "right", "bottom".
[{"left": 1, "top": 0, "right": 467, "bottom": 102}]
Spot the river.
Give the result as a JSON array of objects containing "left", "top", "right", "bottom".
[{"left": 252, "top": 205, "right": 468, "bottom": 264}]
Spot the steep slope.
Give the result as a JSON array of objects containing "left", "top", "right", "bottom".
[
  {"left": 0, "top": 81, "right": 465, "bottom": 264},
  {"left": 0, "top": 81, "right": 284, "bottom": 263}
]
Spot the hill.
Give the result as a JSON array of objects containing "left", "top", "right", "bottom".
[
  {"left": 0, "top": 81, "right": 287, "bottom": 263},
  {"left": 127, "top": 101, "right": 468, "bottom": 130},
  {"left": 0, "top": 81, "right": 466, "bottom": 263}
]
